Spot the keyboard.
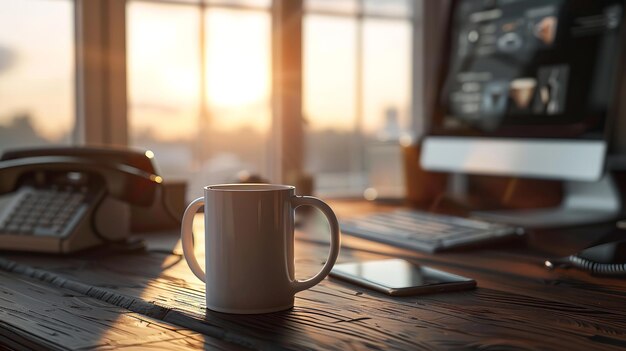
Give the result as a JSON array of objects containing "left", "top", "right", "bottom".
[
  {"left": 340, "top": 209, "right": 524, "bottom": 253},
  {"left": 0, "top": 186, "right": 89, "bottom": 238}
]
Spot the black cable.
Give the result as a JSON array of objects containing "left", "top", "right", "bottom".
[
  {"left": 544, "top": 256, "right": 626, "bottom": 276},
  {"left": 90, "top": 184, "right": 187, "bottom": 256},
  {"left": 146, "top": 248, "right": 183, "bottom": 270},
  {"left": 152, "top": 182, "right": 193, "bottom": 255},
  {"left": 89, "top": 193, "right": 150, "bottom": 254},
  {"left": 90, "top": 193, "right": 125, "bottom": 244},
  {"left": 147, "top": 248, "right": 182, "bottom": 257},
  {"left": 568, "top": 255, "right": 626, "bottom": 276},
  {"left": 159, "top": 184, "right": 182, "bottom": 226}
]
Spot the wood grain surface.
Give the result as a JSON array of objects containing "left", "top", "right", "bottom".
[
  {"left": 0, "top": 200, "right": 625, "bottom": 350},
  {"left": 0, "top": 269, "right": 247, "bottom": 351}
]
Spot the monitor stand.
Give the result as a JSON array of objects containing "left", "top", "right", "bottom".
[{"left": 470, "top": 175, "right": 621, "bottom": 228}]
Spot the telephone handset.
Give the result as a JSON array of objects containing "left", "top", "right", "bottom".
[{"left": 0, "top": 147, "right": 162, "bottom": 253}]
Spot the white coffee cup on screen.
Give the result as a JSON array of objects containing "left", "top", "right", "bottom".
[{"left": 180, "top": 184, "right": 341, "bottom": 314}]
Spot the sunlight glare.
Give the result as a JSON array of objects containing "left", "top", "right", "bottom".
[
  {"left": 205, "top": 9, "right": 270, "bottom": 109},
  {"left": 164, "top": 67, "right": 200, "bottom": 101},
  {"left": 128, "top": 2, "right": 200, "bottom": 141}
]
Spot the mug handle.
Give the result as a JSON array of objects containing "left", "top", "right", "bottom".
[
  {"left": 289, "top": 196, "right": 341, "bottom": 293},
  {"left": 181, "top": 197, "right": 206, "bottom": 283}
]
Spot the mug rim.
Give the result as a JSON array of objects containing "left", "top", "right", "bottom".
[{"left": 204, "top": 184, "right": 295, "bottom": 192}]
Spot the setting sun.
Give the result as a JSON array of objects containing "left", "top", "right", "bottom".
[
  {"left": 164, "top": 67, "right": 200, "bottom": 101},
  {"left": 205, "top": 9, "right": 270, "bottom": 108},
  {"left": 128, "top": 3, "right": 272, "bottom": 138}
]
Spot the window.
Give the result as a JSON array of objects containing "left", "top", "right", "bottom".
[
  {"left": 303, "top": 0, "right": 414, "bottom": 196},
  {"left": 127, "top": 0, "right": 271, "bottom": 199},
  {"left": 127, "top": 1, "right": 201, "bottom": 191},
  {"left": 0, "top": 0, "right": 75, "bottom": 153},
  {"left": 303, "top": 15, "right": 360, "bottom": 194},
  {"left": 0, "top": 0, "right": 417, "bottom": 200}
]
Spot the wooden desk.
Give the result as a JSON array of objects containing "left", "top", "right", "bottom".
[{"left": 0, "top": 200, "right": 625, "bottom": 350}]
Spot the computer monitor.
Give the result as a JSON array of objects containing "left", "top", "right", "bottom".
[{"left": 420, "top": 0, "right": 626, "bottom": 227}]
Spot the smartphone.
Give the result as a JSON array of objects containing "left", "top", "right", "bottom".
[{"left": 329, "top": 259, "right": 476, "bottom": 296}]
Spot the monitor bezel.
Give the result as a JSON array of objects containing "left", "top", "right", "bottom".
[{"left": 421, "top": 0, "right": 626, "bottom": 181}]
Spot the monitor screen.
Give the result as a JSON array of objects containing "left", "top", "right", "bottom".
[{"left": 434, "top": 0, "right": 625, "bottom": 140}]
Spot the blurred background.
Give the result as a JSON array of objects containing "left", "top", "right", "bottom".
[{"left": 0, "top": 0, "right": 424, "bottom": 200}]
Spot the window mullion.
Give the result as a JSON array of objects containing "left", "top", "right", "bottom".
[
  {"left": 271, "top": 0, "right": 304, "bottom": 186},
  {"left": 75, "top": 0, "right": 128, "bottom": 147}
]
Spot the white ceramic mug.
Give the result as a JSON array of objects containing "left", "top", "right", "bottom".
[{"left": 180, "top": 184, "right": 340, "bottom": 314}]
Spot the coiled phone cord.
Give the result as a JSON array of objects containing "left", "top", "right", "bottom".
[{"left": 545, "top": 255, "right": 626, "bottom": 276}]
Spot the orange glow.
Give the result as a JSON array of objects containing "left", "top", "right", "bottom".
[
  {"left": 0, "top": 0, "right": 74, "bottom": 142},
  {"left": 164, "top": 68, "right": 200, "bottom": 102},
  {"left": 205, "top": 10, "right": 270, "bottom": 108},
  {"left": 127, "top": 4, "right": 272, "bottom": 138},
  {"left": 0, "top": 1, "right": 412, "bottom": 145}
]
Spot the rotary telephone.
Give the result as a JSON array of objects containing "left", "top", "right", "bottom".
[{"left": 0, "top": 147, "right": 162, "bottom": 253}]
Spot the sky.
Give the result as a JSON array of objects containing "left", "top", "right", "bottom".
[
  {"left": 0, "top": 0, "right": 411, "bottom": 143},
  {"left": 0, "top": 0, "right": 74, "bottom": 141}
]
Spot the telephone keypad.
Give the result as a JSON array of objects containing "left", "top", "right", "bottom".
[{"left": 0, "top": 187, "right": 88, "bottom": 237}]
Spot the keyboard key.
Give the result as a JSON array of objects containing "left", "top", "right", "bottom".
[
  {"left": 5, "top": 224, "right": 20, "bottom": 233},
  {"left": 18, "top": 224, "right": 34, "bottom": 234},
  {"left": 341, "top": 209, "right": 522, "bottom": 253},
  {"left": 33, "top": 226, "right": 59, "bottom": 236}
]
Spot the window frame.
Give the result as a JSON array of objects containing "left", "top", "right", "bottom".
[
  {"left": 76, "top": 0, "right": 425, "bottom": 190},
  {"left": 300, "top": 0, "right": 419, "bottom": 196},
  {"left": 0, "top": 0, "right": 78, "bottom": 150},
  {"left": 75, "top": 0, "right": 128, "bottom": 146}
]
